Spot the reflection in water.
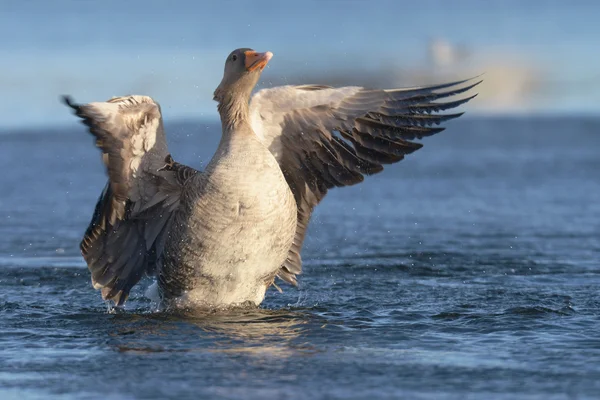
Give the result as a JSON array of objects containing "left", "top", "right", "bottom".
[
  {"left": 2, "top": 117, "right": 600, "bottom": 398},
  {"left": 107, "top": 308, "right": 319, "bottom": 358}
]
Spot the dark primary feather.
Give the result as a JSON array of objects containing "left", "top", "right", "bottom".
[
  {"left": 63, "top": 95, "right": 190, "bottom": 305},
  {"left": 250, "top": 78, "right": 481, "bottom": 285}
]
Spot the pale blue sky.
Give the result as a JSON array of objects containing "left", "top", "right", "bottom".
[{"left": 1, "top": 0, "right": 599, "bottom": 128}]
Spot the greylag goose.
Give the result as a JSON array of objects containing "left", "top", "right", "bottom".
[{"left": 63, "top": 48, "right": 480, "bottom": 309}]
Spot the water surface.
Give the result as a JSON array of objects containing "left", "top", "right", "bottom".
[{"left": 1, "top": 117, "right": 599, "bottom": 399}]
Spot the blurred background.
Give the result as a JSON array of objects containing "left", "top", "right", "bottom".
[
  {"left": 1, "top": 2, "right": 600, "bottom": 399},
  {"left": 1, "top": 0, "right": 599, "bottom": 129}
]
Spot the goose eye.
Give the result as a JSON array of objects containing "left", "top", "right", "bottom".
[{"left": 232, "top": 55, "right": 237, "bottom": 62}]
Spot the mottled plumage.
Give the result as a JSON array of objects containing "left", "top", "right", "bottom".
[
  {"left": 249, "top": 78, "right": 480, "bottom": 285},
  {"left": 64, "top": 49, "right": 479, "bottom": 308}
]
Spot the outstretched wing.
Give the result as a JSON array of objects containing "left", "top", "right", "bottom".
[
  {"left": 64, "top": 95, "right": 198, "bottom": 305},
  {"left": 249, "top": 78, "right": 480, "bottom": 285}
]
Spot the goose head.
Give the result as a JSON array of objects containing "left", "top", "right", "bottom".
[{"left": 214, "top": 48, "right": 273, "bottom": 104}]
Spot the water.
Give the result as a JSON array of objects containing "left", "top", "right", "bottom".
[{"left": 1, "top": 117, "right": 599, "bottom": 399}]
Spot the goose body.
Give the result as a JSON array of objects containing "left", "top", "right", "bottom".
[
  {"left": 64, "top": 48, "right": 480, "bottom": 309},
  {"left": 161, "top": 122, "right": 297, "bottom": 307}
]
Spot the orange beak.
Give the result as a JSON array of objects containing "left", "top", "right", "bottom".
[{"left": 244, "top": 51, "right": 273, "bottom": 72}]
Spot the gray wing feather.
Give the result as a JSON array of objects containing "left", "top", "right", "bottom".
[
  {"left": 63, "top": 95, "right": 196, "bottom": 305},
  {"left": 250, "top": 78, "right": 481, "bottom": 284}
]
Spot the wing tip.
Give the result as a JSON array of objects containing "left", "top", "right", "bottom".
[
  {"left": 459, "top": 92, "right": 479, "bottom": 108},
  {"left": 61, "top": 95, "right": 79, "bottom": 110},
  {"left": 455, "top": 74, "right": 484, "bottom": 89},
  {"left": 470, "top": 79, "right": 484, "bottom": 91},
  {"left": 466, "top": 92, "right": 479, "bottom": 101},
  {"left": 385, "top": 74, "right": 483, "bottom": 95},
  {"left": 442, "top": 77, "right": 483, "bottom": 94}
]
